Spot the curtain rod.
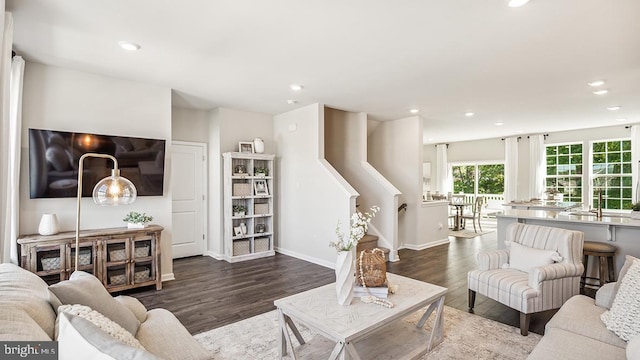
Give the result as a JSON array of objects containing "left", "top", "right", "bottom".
[
  {"left": 500, "top": 136, "right": 522, "bottom": 141},
  {"left": 527, "top": 134, "right": 549, "bottom": 139},
  {"left": 434, "top": 143, "right": 449, "bottom": 148}
]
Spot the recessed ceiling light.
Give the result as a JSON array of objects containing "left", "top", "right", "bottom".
[
  {"left": 616, "top": 118, "right": 628, "bottom": 122},
  {"left": 286, "top": 99, "right": 298, "bottom": 105},
  {"left": 118, "top": 41, "right": 141, "bottom": 51},
  {"left": 588, "top": 80, "right": 606, "bottom": 87},
  {"left": 289, "top": 84, "right": 304, "bottom": 91},
  {"left": 464, "top": 112, "right": 475, "bottom": 117},
  {"left": 592, "top": 89, "right": 609, "bottom": 95},
  {"left": 508, "top": 0, "right": 530, "bottom": 7},
  {"left": 495, "top": 122, "right": 504, "bottom": 126},
  {"left": 410, "top": 108, "right": 420, "bottom": 114},
  {"left": 607, "top": 106, "right": 621, "bottom": 111}
]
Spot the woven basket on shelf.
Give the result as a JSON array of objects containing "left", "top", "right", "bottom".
[{"left": 356, "top": 248, "right": 387, "bottom": 287}]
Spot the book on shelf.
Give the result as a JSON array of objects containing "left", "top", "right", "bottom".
[{"left": 353, "top": 285, "right": 388, "bottom": 299}]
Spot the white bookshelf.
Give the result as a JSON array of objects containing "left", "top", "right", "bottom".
[{"left": 223, "top": 152, "right": 275, "bottom": 262}]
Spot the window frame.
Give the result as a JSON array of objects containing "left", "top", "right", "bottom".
[
  {"left": 589, "top": 137, "right": 633, "bottom": 211},
  {"left": 544, "top": 141, "right": 584, "bottom": 203}
]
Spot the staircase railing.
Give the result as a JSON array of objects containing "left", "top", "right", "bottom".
[{"left": 398, "top": 203, "right": 407, "bottom": 213}]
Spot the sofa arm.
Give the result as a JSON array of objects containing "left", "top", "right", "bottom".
[
  {"left": 595, "top": 282, "right": 616, "bottom": 309},
  {"left": 115, "top": 295, "right": 148, "bottom": 323},
  {"left": 529, "top": 263, "right": 584, "bottom": 290},
  {"left": 477, "top": 249, "right": 510, "bottom": 270},
  {"left": 628, "top": 334, "right": 640, "bottom": 360}
]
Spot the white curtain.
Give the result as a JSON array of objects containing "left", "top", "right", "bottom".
[
  {"left": 435, "top": 144, "right": 450, "bottom": 194},
  {"left": 631, "top": 125, "right": 640, "bottom": 202},
  {"left": 1, "top": 12, "right": 21, "bottom": 264},
  {"left": 529, "top": 134, "right": 545, "bottom": 200},
  {"left": 504, "top": 137, "right": 519, "bottom": 202}
]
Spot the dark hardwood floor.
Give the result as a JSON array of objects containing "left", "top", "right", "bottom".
[{"left": 124, "top": 228, "right": 560, "bottom": 335}]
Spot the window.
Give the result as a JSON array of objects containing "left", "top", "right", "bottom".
[
  {"left": 451, "top": 163, "right": 504, "bottom": 198},
  {"left": 545, "top": 143, "right": 582, "bottom": 202},
  {"left": 592, "top": 139, "right": 632, "bottom": 210}
]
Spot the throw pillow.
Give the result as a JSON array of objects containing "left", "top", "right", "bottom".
[
  {"left": 49, "top": 271, "right": 139, "bottom": 335},
  {"left": 601, "top": 259, "right": 640, "bottom": 341},
  {"left": 508, "top": 242, "right": 561, "bottom": 273},
  {"left": 57, "top": 312, "right": 161, "bottom": 360},
  {"left": 57, "top": 304, "right": 145, "bottom": 349}
]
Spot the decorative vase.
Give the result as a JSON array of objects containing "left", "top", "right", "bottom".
[
  {"left": 127, "top": 223, "right": 146, "bottom": 229},
  {"left": 335, "top": 248, "right": 356, "bottom": 305},
  {"left": 38, "top": 214, "right": 60, "bottom": 236},
  {"left": 253, "top": 138, "right": 265, "bottom": 154}
]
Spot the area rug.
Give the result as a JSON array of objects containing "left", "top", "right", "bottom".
[{"left": 194, "top": 306, "right": 541, "bottom": 359}]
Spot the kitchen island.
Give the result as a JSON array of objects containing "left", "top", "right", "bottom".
[{"left": 497, "top": 209, "right": 640, "bottom": 274}]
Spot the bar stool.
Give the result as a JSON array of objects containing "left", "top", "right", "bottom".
[{"left": 581, "top": 241, "right": 616, "bottom": 291}]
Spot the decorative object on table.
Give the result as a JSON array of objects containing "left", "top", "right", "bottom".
[
  {"left": 253, "top": 137, "right": 265, "bottom": 154},
  {"left": 234, "top": 164, "right": 247, "bottom": 175},
  {"left": 38, "top": 213, "right": 60, "bottom": 235},
  {"left": 544, "top": 188, "right": 560, "bottom": 200},
  {"left": 255, "top": 223, "right": 266, "bottom": 233},
  {"left": 356, "top": 248, "right": 387, "bottom": 287},
  {"left": 75, "top": 153, "right": 136, "bottom": 272},
  {"left": 357, "top": 248, "right": 394, "bottom": 308},
  {"left": 232, "top": 205, "right": 247, "bottom": 217},
  {"left": 254, "top": 166, "right": 268, "bottom": 176},
  {"left": 330, "top": 205, "right": 380, "bottom": 305},
  {"left": 254, "top": 179, "right": 269, "bottom": 196},
  {"left": 353, "top": 284, "right": 388, "bottom": 298},
  {"left": 238, "top": 142, "right": 254, "bottom": 153},
  {"left": 240, "top": 222, "right": 247, "bottom": 235},
  {"left": 122, "top": 211, "right": 153, "bottom": 229},
  {"left": 630, "top": 202, "right": 640, "bottom": 219}
]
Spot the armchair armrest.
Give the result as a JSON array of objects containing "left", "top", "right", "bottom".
[
  {"left": 528, "top": 262, "right": 584, "bottom": 290},
  {"left": 477, "top": 249, "right": 510, "bottom": 270},
  {"left": 595, "top": 282, "right": 616, "bottom": 309}
]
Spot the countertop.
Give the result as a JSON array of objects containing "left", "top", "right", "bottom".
[{"left": 497, "top": 209, "right": 640, "bottom": 228}]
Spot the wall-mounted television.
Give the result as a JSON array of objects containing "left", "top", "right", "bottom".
[{"left": 29, "top": 129, "right": 166, "bottom": 199}]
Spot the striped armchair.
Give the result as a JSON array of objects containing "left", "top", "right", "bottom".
[{"left": 467, "top": 223, "right": 584, "bottom": 335}]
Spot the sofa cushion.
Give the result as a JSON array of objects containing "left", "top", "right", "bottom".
[
  {"left": 136, "top": 308, "right": 210, "bottom": 360},
  {"left": 601, "top": 259, "right": 640, "bottom": 341},
  {"left": 57, "top": 312, "right": 161, "bottom": 360},
  {"left": 508, "top": 242, "right": 560, "bottom": 272},
  {"left": 49, "top": 271, "right": 139, "bottom": 335},
  {"left": 0, "top": 263, "right": 57, "bottom": 339},
  {"left": 58, "top": 304, "right": 145, "bottom": 350},
  {"left": 527, "top": 327, "right": 626, "bottom": 360},
  {"left": 115, "top": 296, "right": 148, "bottom": 323},
  {"left": 546, "top": 295, "right": 626, "bottom": 348},
  {"left": 609, "top": 255, "right": 639, "bottom": 307},
  {"left": 0, "top": 308, "right": 51, "bottom": 341}
]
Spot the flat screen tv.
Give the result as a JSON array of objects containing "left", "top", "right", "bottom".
[{"left": 29, "top": 128, "right": 166, "bottom": 199}]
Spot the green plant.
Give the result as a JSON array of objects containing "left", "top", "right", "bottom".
[
  {"left": 254, "top": 167, "right": 268, "bottom": 176},
  {"left": 233, "top": 205, "right": 247, "bottom": 213},
  {"left": 330, "top": 206, "right": 380, "bottom": 252},
  {"left": 123, "top": 211, "right": 153, "bottom": 224},
  {"left": 631, "top": 203, "right": 640, "bottom": 211}
]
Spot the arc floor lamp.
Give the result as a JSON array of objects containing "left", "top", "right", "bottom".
[{"left": 75, "top": 153, "right": 137, "bottom": 272}]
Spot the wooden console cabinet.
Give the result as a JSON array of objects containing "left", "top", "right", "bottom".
[{"left": 17, "top": 225, "right": 163, "bottom": 292}]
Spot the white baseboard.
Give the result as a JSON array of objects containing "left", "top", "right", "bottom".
[
  {"left": 401, "top": 238, "right": 450, "bottom": 251},
  {"left": 206, "top": 251, "right": 224, "bottom": 260},
  {"left": 161, "top": 273, "right": 175, "bottom": 282},
  {"left": 275, "top": 247, "right": 335, "bottom": 269}
]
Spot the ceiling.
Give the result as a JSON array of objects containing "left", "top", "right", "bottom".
[{"left": 6, "top": 0, "right": 640, "bottom": 144}]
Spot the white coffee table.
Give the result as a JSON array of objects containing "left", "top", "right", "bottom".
[{"left": 274, "top": 273, "right": 447, "bottom": 360}]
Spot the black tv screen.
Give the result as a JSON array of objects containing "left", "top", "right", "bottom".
[{"left": 29, "top": 129, "right": 166, "bottom": 198}]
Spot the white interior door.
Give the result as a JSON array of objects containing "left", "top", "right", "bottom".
[{"left": 171, "top": 141, "right": 206, "bottom": 258}]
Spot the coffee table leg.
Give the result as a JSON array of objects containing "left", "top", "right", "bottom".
[
  {"left": 345, "top": 342, "right": 362, "bottom": 360},
  {"left": 427, "top": 296, "right": 446, "bottom": 351},
  {"left": 328, "top": 341, "right": 346, "bottom": 360},
  {"left": 285, "top": 316, "right": 306, "bottom": 345},
  {"left": 277, "top": 309, "right": 297, "bottom": 359}
]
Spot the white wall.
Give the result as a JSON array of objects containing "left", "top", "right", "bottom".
[
  {"left": 172, "top": 106, "right": 209, "bottom": 143},
  {"left": 324, "top": 107, "right": 400, "bottom": 260},
  {"left": 274, "top": 103, "right": 356, "bottom": 268},
  {"left": 369, "top": 116, "right": 431, "bottom": 248},
  {"left": 207, "top": 107, "right": 273, "bottom": 258},
  {"left": 20, "top": 62, "right": 174, "bottom": 277}
]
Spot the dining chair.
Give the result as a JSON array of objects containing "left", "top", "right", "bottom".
[{"left": 462, "top": 196, "right": 484, "bottom": 233}]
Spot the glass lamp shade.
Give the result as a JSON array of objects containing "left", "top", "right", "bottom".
[{"left": 92, "top": 169, "right": 137, "bottom": 205}]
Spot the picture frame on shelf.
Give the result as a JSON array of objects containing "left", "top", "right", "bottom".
[
  {"left": 233, "top": 226, "right": 243, "bottom": 237},
  {"left": 238, "top": 142, "right": 254, "bottom": 153},
  {"left": 254, "top": 179, "right": 269, "bottom": 196}
]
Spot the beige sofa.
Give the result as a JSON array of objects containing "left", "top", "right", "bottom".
[
  {"left": 528, "top": 281, "right": 639, "bottom": 359},
  {"left": 0, "top": 263, "right": 210, "bottom": 360}
]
